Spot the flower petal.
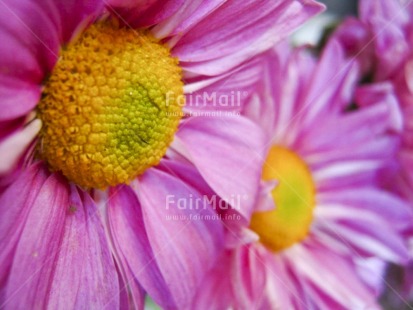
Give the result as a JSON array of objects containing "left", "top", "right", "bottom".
[
  {"left": 175, "top": 115, "right": 266, "bottom": 220},
  {"left": 0, "top": 164, "right": 119, "bottom": 308},
  {"left": 183, "top": 55, "right": 264, "bottom": 112},
  {"left": 191, "top": 251, "right": 233, "bottom": 310},
  {"left": 109, "top": 168, "right": 224, "bottom": 309},
  {"left": 108, "top": 185, "right": 175, "bottom": 308},
  {"left": 289, "top": 244, "right": 379, "bottom": 309},
  {"left": 107, "top": 0, "right": 185, "bottom": 28},
  {"left": 136, "top": 168, "right": 224, "bottom": 308},
  {"left": 174, "top": 0, "right": 323, "bottom": 62},
  {"left": 47, "top": 187, "right": 120, "bottom": 309},
  {"left": 53, "top": 0, "right": 104, "bottom": 43},
  {"left": 0, "top": 162, "right": 48, "bottom": 289},
  {"left": 231, "top": 244, "right": 267, "bottom": 309},
  {"left": 0, "top": 0, "right": 60, "bottom": 82},
  {"left": 0, "top": 119, "right": 41, "bottom": 177},
  {"left": 0, "top": 77, "right": 41, "bottom": 121}
]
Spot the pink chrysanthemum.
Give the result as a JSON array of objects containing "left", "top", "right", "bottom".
[
  {"left": 192, "top": 41, "right": 413, "bottom": 309},
  {"left": 0, "top": 0, "right": 324, "bottom": 308}
]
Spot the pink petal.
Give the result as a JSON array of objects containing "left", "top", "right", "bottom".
[
  {"left": 0, "top": 163, "right": 48, "bottom": 288},
  {"left": 2, "top": 169, "right": 69, "bottom": 308},
  {"left": 109, "top": 168, "right": 224, "bottom": 308},
  {"left": 47, "top": 187, "right": 120, "bottom": 309},
  {"left": 318, "top": 188, "right": 413, "bottom": 234},
  {"left": 183, "top": 55, "right": 264, "bottom": 112},
  {"left": 175, "top": 0, "right": 324, "bottom": 75},
  {"left": 0, "top": 0, "right": 60, "bottom": 82},
  {"left": 175, "top": 115, "right": 266, "bottom": 220},
  {"left": 300, "top": 39, "right": 359, "bottom": 128},
  {"left": 157, "top": 158, "right": 214, "bottom": 198},
  {"left": 108, "top": 185, "right": 175, "bottom": 308},
  {"left": 314, "top": 209, "right": 408, "bottom": 264},
  {"left": 231, "top": 244, "right": 267, "bottom": 309},
  {"left": 0, "top": 118, "right": 25, "bottom": 142},
  {"left": 0, "top": 119, "right": 41, "bottom": 177},
  {"left": 289, "top": 244, "right": 378, "bottom": 308},
  {"left": 106, "top": 0, "right": 185, "bottom": 28},
  {"left": 355, "top": 82, "right": 403, "bottom": 133},
  {"left": 256, "top": 180, "right": 277, "bottom": 212},
  {"left": 53, "top": 0, "right": 104, "bottom": 43},
  {"left": 137, "top": 168, "right": 224, "bottom": 307},
  {"left": 191, "top": 251, "right": 233, "bottom": 310},
  {"left": 0, "top": 77, "right": 41, "bottom": 121},
  {"left": 174, "top": 0, "right": 323, "bottom": 62},
  {"left": 0, "top": 164, "right": 119, "bottom": 308},
  {"left": 152, "top": 0, "right": 225, "bottom": 39}
]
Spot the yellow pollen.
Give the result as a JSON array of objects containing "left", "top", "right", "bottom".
[
  {"left": 250, "top": 146, "right": 316, "bottom": 252},
  {"left": 37, "top": 22, "right": 184, "bottom": 189}
]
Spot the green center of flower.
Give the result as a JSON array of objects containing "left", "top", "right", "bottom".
[
  {"left": 250, "top": 146, "right": 316, "bottom": 252},
  {"left": 37, "top": 22, "right": 184, "bottom": 189}
]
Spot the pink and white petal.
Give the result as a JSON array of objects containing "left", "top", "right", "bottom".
[
  {"left": 231, "top": 244, "right": 268, "bottom": 309},
  {"left": 355, "top": 82, "right": 403, "bottom": 133},
  {"left": 268, "top": 46, "right": 316, "bottom": 143},
  {"left": 191, "top": 251, "right": 233, "bottom": 310},
  {"left": 107, "top": 185, "right": 175, "bottom": 308},
  {"left": 298, "top": 40, "right": 360, "bottom": 128},
  {"left": 306, "top": 136, "right": 397, "bottom": 175},
  {"left": 318, "top": 188, "right": 413, "bottom": 233},
  {"left": 312, "top": 160, "right": 387, "bottom": 191},
  {"left": 314, "top": 208, "right": 408, "bottom": 264},
  {"left": 115, "top": 262, "right": 145, "bottom": 310},
  {"left": 157, "top": 158, "right": 214, "bottom": 198},
  {"left": 175, "top": 115, "right": 266, "bottom": 220},
  {"left": 355, "top": 258, "right": 386, "bottom": 296},
  {"left": 0, "top": 162, "right": 48, "bottom": 289},
  {"left": 0, "top": 118, "right": 25, "bottom": 142},
  {"left": 301, "top": 96, "right": 399, "bottom": 155},
  {"left": 256, "top": 180, "right": 277, "bottom": 212},
  {"left": 117, "top": 264, "right": 145, "bottom": 310},
  {"left": 243, "top": 45, "right": 314, "bottom": 142},
  {"left": 152, "top": 0, "right": 225, "bottom": 40},
  {"left": 173, "top": 0, "right": 324, "bottom": 69},
  {"left": 107, "top": 0, "right": 185, "bottom": 28},
  {"left": 47, "top": 187, "right": 120, "bottom": 309},
  {"left": 0, "top": 119, "right": 41, "bottom": 177},
  {"left": 288, "top": 244, "right": 379, "bottom": 309},
  {"left": 111, "top": 168, "right": 224, "bottom": 309},
  {"left": 2, "top": 171, "right": 66, "bottom": 307},
  {"left": 159, "top": 159, "right": 250, "bottom": 243},
  {"left": 224, "top": 226, "right": 259, "bottom": 249},
  {"left": 0, "top": 0, "right": 61, "bottom": 82},
  {"left": 261, "top": 253, "right": 299, "bottom": 309},
  {"left": 53, "top": 0, "right": 104, "bottom": 43},
  {"left": 0, "top": 77, "right": 41, "bottom": 122},
  {"left": 0, "top": 168, "right": 120, "bottom": 308},
  {"left": 183, "top": 55, "right": 264, "bottom": 112},
  {"left": 136, "top": 169, "right": 224, "bottom": 308}
]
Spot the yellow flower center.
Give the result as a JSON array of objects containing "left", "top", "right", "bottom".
[
  {"left": 37, "top": 22, "right": 184, "bottom": 189},
  {"left": 250, "top": 146, "right": 316, "bottom": 252}
]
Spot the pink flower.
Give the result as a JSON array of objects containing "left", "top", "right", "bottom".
[
  {"left": 0, "top": 0, "right": 324, "bottom": 308},
  {"left": 192, "top": 41, "right": 412, "bottom": 309}
]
